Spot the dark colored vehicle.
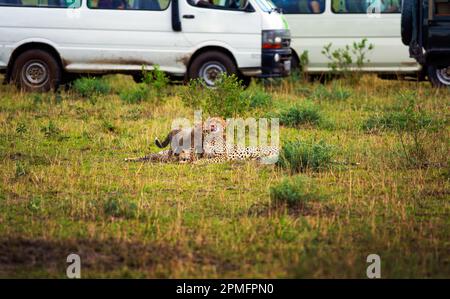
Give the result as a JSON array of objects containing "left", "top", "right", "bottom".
[{"left": 401, "top": 0, "right": 450, "bottom": 86}]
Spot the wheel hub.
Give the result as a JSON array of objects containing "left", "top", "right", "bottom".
[
  {"left": 199, "top": 62, "right": 226, "bottom": 86},
  {"left": 23, "top": 61, "right": 48, "bottom": 86},
  {"left": 436, "top": 66, "right": 450, "bottom": 86}
]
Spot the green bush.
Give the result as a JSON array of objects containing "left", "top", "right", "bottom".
[
  {"left": 16, "top": 122, "right": 27, "bottom": 134},
  {"left": 103, "top": 197, "right": 138, "bottom": 219},
  {"left": 181, "top": 74, "right": 251, "bottom": 118},
  {"left": 72, "top": 77, "right": 111, "bottom": 98},
  {"left": 321, "top": 38, "right": 374, "bottom": 83},
  {"left": 119, "top": 83, "right": 151, "bottom": 104},
  {"left": 278, "top": 102, "right": 321, "bottom": 127},
  {"left": 142, "top": 65, "right": 170, "bottom": 99},
  {"left": 270, "top": 176, "right": 318, "bottom": 208},
  {"left": 277, "top": 139, "right": 334, "bottom": 173}
]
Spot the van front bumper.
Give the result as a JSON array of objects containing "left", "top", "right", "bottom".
[{"left": 259, "top": 48, "right": 292, "bottom": 78}]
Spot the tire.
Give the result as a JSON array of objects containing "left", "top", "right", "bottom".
[
  {"left": 188, "top": 51, "right": 237, "bottom": 87},
  {"left": 291, "top": 53, "right": 300, "bottom": 72},
  {"left": 12, "top": 49, "right": 61, "bottom": 92},
  {"left": 401, "top": 0, "right": 414, "bottom": 46},
  {"left": 427, "top": 65, "right": 450, "bottom": 88},
  {"left": 132, "top": 73, "right": 144, "bottom": 84},
  {"left": 240, "top": 76, "right": 251, "bottom": 88}
]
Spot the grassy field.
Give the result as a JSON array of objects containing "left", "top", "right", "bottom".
[{"left": 0, "top": 73, "right": 448, "bottom": 278}]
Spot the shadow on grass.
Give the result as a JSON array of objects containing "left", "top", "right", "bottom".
[{"left": 0, "top": 237, "right": 239, "bottom": 278}]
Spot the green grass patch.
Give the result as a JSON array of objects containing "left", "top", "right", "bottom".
[{"left": 277, "top": 139, "right": 335, "bottom": 173}]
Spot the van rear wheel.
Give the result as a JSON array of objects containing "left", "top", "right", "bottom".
[
  {"left": 188, "top": 51, "right": 237, "bottom": 87},
  {"left": 427, "top": 65, "right": 450, "bottom": 87},
  {"left": 401, "top": 0, "right": 414, "bottom": 46},
  {"left": 12, "top": 49, "right": 61, "bottom": 92}
]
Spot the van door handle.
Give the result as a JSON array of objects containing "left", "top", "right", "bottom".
[{"left": 182, "top": 15, "right": 195, "bottom": 19}]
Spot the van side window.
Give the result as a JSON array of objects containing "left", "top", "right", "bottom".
[
  {"left": 435, "top": 0, "right": 450, "bottom": 16},
  {"left": 187, "top": 0, "right": 249, "bottom": 10},
  {"left": 331, "top": 0, "right": 401, "bottom": 13},
  {"left": 271, "top": 0, "right": 325, "bottom": 14},
  {"left": 87, "top": 0, "right": 169, "bottom": 10},
  {"left": 0, "top": 0, "right": 81, "bottom": 7}
]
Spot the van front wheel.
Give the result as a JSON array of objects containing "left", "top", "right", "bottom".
[
  {"left": 188, "top": 51, "right": 237, "bottom": 87},
  {"left": 427, "top": 65, "right": 450, "bottom": 87},
  {"left": 12, "top": 49, "right": 61, "bottom": 92}
]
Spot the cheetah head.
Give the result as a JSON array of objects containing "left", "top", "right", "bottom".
[{"left": 203, "top": 117, "right": 226, "bottom": 135}]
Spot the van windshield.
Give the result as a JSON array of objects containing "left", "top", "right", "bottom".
[{"left": 254, "top": 0, "right": 277, "bottom": 12}]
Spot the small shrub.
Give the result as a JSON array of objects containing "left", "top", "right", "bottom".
[
  {"left": 142, "top": 65, "right": 170, "bottom": 99},
  {"left": 299, "top": 50, "right": 310, "bottom": 70},
  {"left": 180, "top": 78, "right": 204, "bottom": 109},
  {"left": 181, "top": 74, "right": 251, "bottom": 118},
  {"left": 278, "top": 102, "right": 321, "bottom": 127},
  {"left": 103, "top": 197, "right": 138, "bottom": 219},
  {"left": 270, "top": 176, "right": 318, "bottom": 208},
  {"left": 15, "top": 122, "right": 27, "bottom": 134},
  {"left": 72, "top": 77, "right": 111, "bottom": 98},
  {"left": 321, "top": 38, "right": 374, "bottom": 83},
  {"left": 277, "top": 139, "right": 334, "bottom": 173},
  {"left": 120, "top": 83, "right": 151, "bottom": 104}
]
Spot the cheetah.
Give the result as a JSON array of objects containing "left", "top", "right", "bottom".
[
  {"left": 155, "top": 117, "right": 226, "bottom": 153},
  {"left": 194, "top": 143, "right": 280, "bottom": 165},
  {"left": 126, "top": 117, "right": 226, "bottom": 164}
]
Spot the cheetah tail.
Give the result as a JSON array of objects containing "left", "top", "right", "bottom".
[
  {"left": 124, "top": 156, "right": 150, "bottom": 162},
  {"left": 155, "top": 134, "right": 171, "bottom": 149}
]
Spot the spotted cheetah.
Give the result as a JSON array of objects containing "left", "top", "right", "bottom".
[
  {"left": 126, "top": 117, "right": 226, "bottom": 164},
  {"left": 155, "top": 117, "right": 226, "bottom": 153},
  {"left": 194, "top": 143, "right": 280, "bottom": 165}
]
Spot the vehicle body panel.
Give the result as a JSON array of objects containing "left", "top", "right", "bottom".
[
  {"left": 0, "top": 0, "right": 289, "bottom": 76},
  {"left": 276, "top": 0, "right": 421, "bottom": 73}
]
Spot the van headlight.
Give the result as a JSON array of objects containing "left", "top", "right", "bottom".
[{"left": 262, "top": 30, "right": 290, "bottom": 49}]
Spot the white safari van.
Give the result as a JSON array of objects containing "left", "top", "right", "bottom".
[
  {"left": 271, "top": 0, "right": 421, "bottom": 75},
  {"left": 0, "top": 0, "right": 291, "bottom": 91}
]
